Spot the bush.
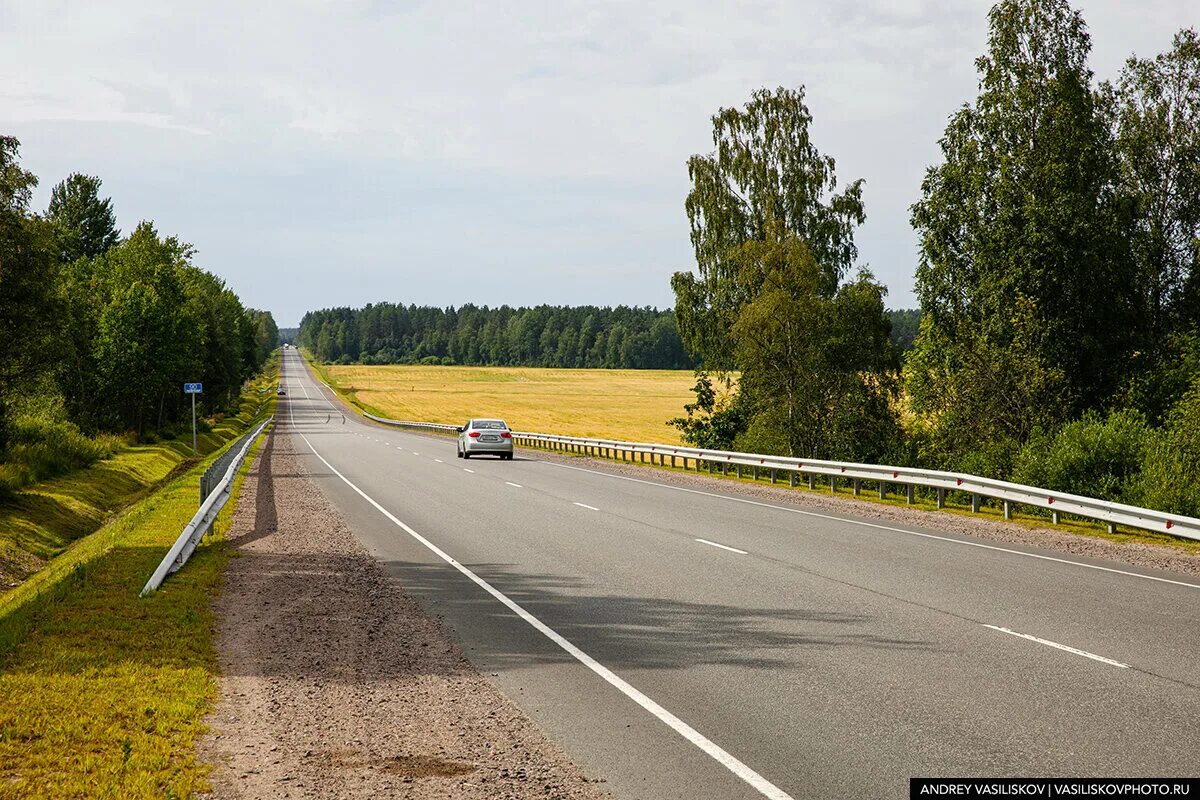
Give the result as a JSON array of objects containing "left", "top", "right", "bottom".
[
  {"left": 1134, "top": 378, "right": 1200, "bottom": 517},
  {"left": 956, "top": 437, "right": 1022, "bottom": 481},
  {"left": 1012, "top": 409, "right": 1151, "bottom": 502},
  {"left": 0, "top": 411, "right": 123, "bottom": 495}
]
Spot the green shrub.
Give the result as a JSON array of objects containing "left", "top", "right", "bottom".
[
  {"left": 956, "top": 437, "right": 1022, "bottom": 481},
  {"left": 1134, "top": 379, "right": 1200, "bottom": 516},
  {"left": 0, "top": 412, "right": 124, "bottom": 493},
  {"left": 1012, "top": 409, "right": 1151, "bottom": 502}
]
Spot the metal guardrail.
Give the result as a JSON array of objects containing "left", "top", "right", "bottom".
[
  {"left": 200, "top": 430, "right": 253, "bottom": 505},
  {"left": 140, "top": 416, "right": 273, "bottom": 596},
  {"left": 363, "top": 413, "right": 1200, "bottom": 541},
  {"left": 364, "top": 413, "right": 456, "bottom": 433}
]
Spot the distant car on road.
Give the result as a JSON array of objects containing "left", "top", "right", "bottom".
[
  {"left": 277, "top": 386, "right": 286, "bottom": 396},
  {"left": 457, "top": 419, "right": 513, "bottom": 460}
]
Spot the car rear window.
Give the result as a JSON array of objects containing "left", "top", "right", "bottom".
[{"left": 472, "top": 420, "right": 508, "bottom": 430}]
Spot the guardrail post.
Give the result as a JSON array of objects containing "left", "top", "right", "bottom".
[
  {"left": 906, "top": 485, "right": 915, "bottom": 505},
  {"left": 807, "top": 474, "right": 815, "bottom": 490},
  {"left": 1051, "top": 510, "right": 1060, "bottom": 525},
  {"left": 736, "top": 464, "right": 743, "bottom": 478},
  {"left": 971, "top": 494, "right": 981, "bottom": 513},
  {"left": 770, "top": 469, "right": 777, "bottom": 484},
  {"left": 879, "top": 482, "right": 887, "bottom": 500},
  {"left": 830, "top": 476, "right": 837, "bottom": 494},
  {"left": 853, "top": 479, "right": 861, "bottom": 496},
  {"left": 753, "top": 466, "right": 760, "bottom": 480},
  {"left": 1107, "top": 522, "right": 1117, "bottom": 534},
  {"left": 937, "top": 488, "right": 946, "bottom": 509},
  {"left": 789, "top": 471, "right": 797, "bottom": 487},
  {"left": 1003, "top": 500, "right": 1012, "bottom": 520}
]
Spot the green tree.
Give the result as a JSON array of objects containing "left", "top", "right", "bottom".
[
  {"left": 672, "top": 86, "right": 865, "bottom": 371},
  {"left": 727, "top": 229, "right": 899, "bottom": 459},
  {"left": 669, "top": 87, "right": 897, "bottom": 460},
  {"left": 1108, "top": 28, "right": 1200, "bottom": 338},
  {"left": 1104, "top": 29, "right": 1200, "bottom": 420},
  {"left": 46, "top": 173, "right": 119, "bottom": 263},
  {"left": 904, "top": 297, "right": 1068, "bottom": 475},
  {"left": 92, "top": 223, "right": 192, "bottom": 435},
  {"left": 0, "top": 137, "right": 60, "bottom": 450},
  {"left": 908, "top": 0, "right": 1134, "bottom": 466}
]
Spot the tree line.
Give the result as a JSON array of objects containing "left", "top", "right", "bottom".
[
  {"left": 299, "top": 304, "right": 693, "bottom": 369},
  {"left": 0, "top": 137, "right": 277, "bottom": 489},
  {"left": 670, "top": 1, "right": 1200, "bottom": 516}
]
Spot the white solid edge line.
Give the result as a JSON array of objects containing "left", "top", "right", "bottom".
[
  {"left": 695, "top": 538, "right": 748, "bottom": 555},
  {"left": 506, "top": 481, "right": 523, "bottom": 488},
  {"left": 537, "top": 461, "right": 1200, "bottom": 591},
  {"left": 983, "top": 625, "right": 1130, "bottom": 668},
  {"left": 573, "top": 502, "right": 600, "bottom": 511},
  {"left": 295, "top": 430, "right": 794, "bottom": 800}
]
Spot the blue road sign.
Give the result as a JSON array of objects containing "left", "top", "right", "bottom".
[{"left": 184, "top": 382, "right": 203, "bottom": 394}]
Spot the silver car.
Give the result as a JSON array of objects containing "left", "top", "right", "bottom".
[{"left": 457, "top": 418, "right": 514, "bottom": 460}]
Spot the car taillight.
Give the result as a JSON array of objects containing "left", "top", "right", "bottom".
[
  {"left": 468, "top": 431, "right": 481, "bottom": 438},
  {"left": 501, "top": 432, "right": 512, "bottom": 438}
]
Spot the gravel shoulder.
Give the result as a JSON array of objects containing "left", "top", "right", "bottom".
[{"left": 200, "top": 430, "right": 607, "bottom": 799}]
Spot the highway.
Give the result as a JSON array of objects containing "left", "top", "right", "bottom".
[{"left": 277, "top": 348, "right": 1200, "bottom": 799}]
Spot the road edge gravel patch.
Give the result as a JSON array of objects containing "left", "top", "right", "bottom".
[{"left": 198, "top": 430, "right": 608, "bottom": 799}]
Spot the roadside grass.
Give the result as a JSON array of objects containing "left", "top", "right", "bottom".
[
  {"left": 0, "top": 353, "right": 279, "bottom": 591},
  {"left": 534, "top": 446, "right": 1200, "bottom": 554},
  {"left": 312, "top": 358, "right": 697, "bottom": 444},
  {"left": 0, "top": 431, "right": 264, "bottom": 799}
]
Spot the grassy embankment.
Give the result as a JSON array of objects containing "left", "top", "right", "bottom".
[
  {"left": 309, "top": 355, "right": 1199, "bottom": 551},
  {"left": 0, "top": 353, "right": 278, "bottom": 591},
  {"left": 0, "top": 358, "right": 277, "bottom": 798}
]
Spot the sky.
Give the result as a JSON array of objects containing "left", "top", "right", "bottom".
[{"left": 1, "top": 1, "right": 1193, "bottom": 326}]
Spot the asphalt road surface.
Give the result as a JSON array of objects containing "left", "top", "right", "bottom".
[{"left": 276, "top": 348, "right": 1200, "bottom": 799}]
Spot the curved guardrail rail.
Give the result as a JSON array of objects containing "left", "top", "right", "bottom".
[
  {"left": 363, "top": 413, "right": 1200, "bottom": 541},
  {"left": 140, "top": 416, "right": 273, "bottom": 596}
]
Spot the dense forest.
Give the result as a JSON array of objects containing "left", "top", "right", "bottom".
[
  {"left": 298, "top": 305, "right": 921, "bottom": 369},
  {"left": 669, "top": 1, "right": 1200, "bottom": 516},
  {"left": 299, "top": 304, "right": 694, "bottom": 369},
  {"left": 0, "top": 137, "right": 277, "bottom": 494}
]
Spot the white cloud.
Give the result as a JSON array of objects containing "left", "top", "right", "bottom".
[{"left": 0, "top": 0, "right": 1193, "bottom": 323}]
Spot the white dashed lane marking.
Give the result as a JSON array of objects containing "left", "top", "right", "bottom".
[
  {"left": 694, "top": 538, "right": 748, "bottom": 555},
  {"left": 983, "top": 625, "right": 1129, "bottom": 668}
]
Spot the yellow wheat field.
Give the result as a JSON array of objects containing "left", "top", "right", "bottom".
[{"left": 323, "top": 364, "right": 698, "bottom": 444}]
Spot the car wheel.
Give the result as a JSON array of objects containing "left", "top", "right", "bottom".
[{"left": 463, "top": 452, "right": 470, "bottom": 460}]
